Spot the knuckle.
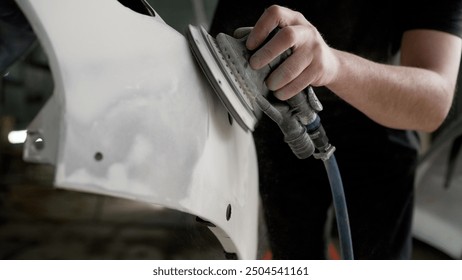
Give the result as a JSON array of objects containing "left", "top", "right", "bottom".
[
  {"left": 267, "top": 5, "right": 289, "bottom": 25},
  {"left": 267, "top": 5, "right": 283, "bottom": 17},
  {"left": 293, "top": 11, "right": 305, "bottom": 22},
  {"left": 302, "top": 27, "right": 322, "bottom": 51},
  {"left": 280, "top": 27, "right": 298, "bottom": 46},
  {"left": 307, "top": 25, "right": 319, "bottom": 39},
  {"left": 279, "top": 64, "right": 296, "bottom": 81},
  {"left": 259, "top": 47, "right": 276, "bottom": 61},
  {"left": 311, "top": 40, "right": 321, "bottom": 53}
]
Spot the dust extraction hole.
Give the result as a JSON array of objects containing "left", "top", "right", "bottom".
[
  {"left": 226, "top": 204, "right": 232, "bottom": 221},
  {"left": 34, "top": 137, "right": 44, "bottom": 150},
  {"left": 228, "top": 113, "right": 233, "bottom": 126},
  {"left": 94, "top": 152, "right": 103, "bottom": 161}
]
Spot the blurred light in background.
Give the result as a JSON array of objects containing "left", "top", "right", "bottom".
[{"left": 8, "top": 129, "right": 27, "bottom": 144}]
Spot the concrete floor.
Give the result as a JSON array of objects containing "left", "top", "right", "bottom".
[{"left": 0, "top": 146, "right": 453, "bottom": 260}]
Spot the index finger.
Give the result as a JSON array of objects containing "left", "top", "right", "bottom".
[{"left": 246, "top": 5, "right": 308, "bottom": 50}]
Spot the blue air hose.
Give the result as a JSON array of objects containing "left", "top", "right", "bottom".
[
  {"left": 323, "top": 154, "right": 354, "bottom": 260},
  {"left": 253, "top": 86, "right": 354, "bottom": 259}
]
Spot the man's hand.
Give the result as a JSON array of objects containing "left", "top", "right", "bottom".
[
  {"left": 246, "top": 5, "right": 339, "bottom": 100},
  {"left": 244, "top": 5, "right": 462, "bottom": 132}
]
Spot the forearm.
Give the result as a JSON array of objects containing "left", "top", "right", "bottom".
[
  {"left": 328, "top": 50, "right": 455, "bottom": 132},
  {"left": 245, "top": 6, "right": 461, "bottom": 132}
]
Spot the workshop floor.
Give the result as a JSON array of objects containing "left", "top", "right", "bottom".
[{"left": 0, "top": 153, "right": 453, "bottom": 260}]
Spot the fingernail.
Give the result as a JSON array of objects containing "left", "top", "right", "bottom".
[
  {"left": 274, "top": 90, "right": 286, "bottom": 100},
  {"left": 249, "top": 54, "right": 261, "bottom": 69},
  {"left": 266, "top": 73, "right": 282, "bottom": 91},
  {"left": 246, "top": 37, "right": 256, "bottom": 50}
]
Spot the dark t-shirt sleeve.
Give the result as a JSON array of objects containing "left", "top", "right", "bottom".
[{"left": 400, "top": 0, "right": 462, "bottom": 37}]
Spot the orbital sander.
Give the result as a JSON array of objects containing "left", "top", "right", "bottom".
[
  {"left": 187, "top": 25, "right": 333, "bottom": 160},
  {"left": 186, "top": 25, "right": 354, "bottom": 260}
]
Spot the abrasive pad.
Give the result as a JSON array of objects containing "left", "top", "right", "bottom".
[{"left": 187, "top": 25, "right": 273, "bottom": 132}]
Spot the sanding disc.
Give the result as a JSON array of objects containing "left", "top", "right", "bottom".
[{"left": 187, "top": 25, "right": 258, "bottom": 132}]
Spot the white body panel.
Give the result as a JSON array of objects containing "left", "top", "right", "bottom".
[{"left": 16, "top": 0, "right": 259, "bottom": 259}]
